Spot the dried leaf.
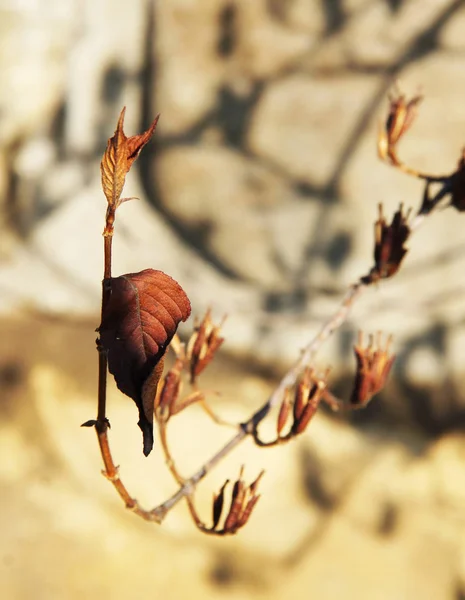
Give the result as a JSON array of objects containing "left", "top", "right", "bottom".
[
  {"left": 210, "top": 469, "right": 263, "bottom": 535},
  {"left": 292, "top": 369, "right": 327, "bottom": 435},
  {"left": 374, "top": 204, "right": 411, "bottom": 279},
  {"left": 277, "top": 388, "right": 292, "bottom": 437},
  {"left": 293, "top": 368, "right": 313, "bottom": 423},
  {"left": 100, "top": 107, "right": 159, "bottom": 208},
  {"left": 170, "top": 390, "right": 205, "bottom": 417},
  {"left": 212, "top": 480, "right": 229, "bottom": 530},
  {"left": 236, "top": 494, "right": 261, "bottom": 529},
  {"left": 98, "top": 268, "right": 191, "bottom": 455},
  {"left": 142, "top": 357, "right": 166, "bottom": 418},
  {"left": 294, "top": 387, "right": 320, "bottom": 434},
  {"left": 187, "top": 310, "right": 225, "bottom": 383},
  {"left": 223, "top": 479, "right": 245, "bottom": 533},
  {"left": 451, "top": 149, "right": 465, "bottom": 212}
]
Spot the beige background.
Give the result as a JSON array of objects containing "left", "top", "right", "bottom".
[{"left": 2, "top": 1, "right": 465, "bottom": 598}]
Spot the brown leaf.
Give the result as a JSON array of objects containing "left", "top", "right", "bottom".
[
  {"left": 221, "top": 469, "right": 263, "bottom": 534},
  {"left": 187, "top": 310, "right": 225, "bottom": 384},
  {"left": 100, "top": 107, "right": 159, "bottom": 208},
  {"left": 276, "top": 387, "right": 292, "bottom": 437},
  {"left": 212, "top": 480, "right": 229, "bottom": 531},
  {"left": 98, "top": 268, "right": 191, "bottom": 455}
]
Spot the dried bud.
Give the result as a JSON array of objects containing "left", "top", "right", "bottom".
[
  {"left": 291, "top": 368, "right": 327, "bottom": 436},
  {"left": 276, "top": 387, "right": 292, "bottom": 437},
  {"left": 155, "top": 356, "right": 184, "bottom": 421},
  {"left": 100, "top": 108, "right": 159, "bottom": 237},
  {"left": 363, "top": 203, "right": 411, "bottom": 284},
  {"left": 378, "top": 87, "right": 422, "bottom": 162},
  {"left": 350, "top": 331, "right": 395, "bottom": 408},
  {"left": 187, "top": 310, "right": 225, "bottom": 384},
  {"left": 211, "top": 468, "right": 263, "bottom": 535},
  {"left": 450, "top": 149, "right": 465, "bottom": 212}
]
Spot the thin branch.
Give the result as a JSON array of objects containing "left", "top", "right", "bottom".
[
  {"left": 147, "top": 282, "right": 366, "bottom": 515},
  {"left": 245, "top": 282, "right": 365, "bottom": 432},
  {"left": 158, "top": 420, "right": 184, "bottom": 485},
  {"left": 96, "top": 423, "right": 162, "bottom": 522},
  {"left": 148, "top": 196, "right": 434, "bottom": 516}
]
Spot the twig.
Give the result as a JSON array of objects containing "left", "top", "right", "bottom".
[{"left": 146, "top": 283, "right": 365, "bottom": 515}]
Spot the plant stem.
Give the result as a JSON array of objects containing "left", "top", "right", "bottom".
[
  {"left": 96, "top": 228, "right": 113, "bottom": 430},
  {"left": 388, "top": 151, "right": 449, "bottom": 182},
  {"left": 153, "top": 429, "right": 246, "bottom": 518}
]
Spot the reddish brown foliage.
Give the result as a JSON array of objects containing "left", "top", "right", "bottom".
[
  {"left": 187, "top": 310, "right": 224, "bottom": 384},
  {"left": 98, "top": 268, "right": 191, "bottom": 455},
  {"left": 378, "top": 89, "right": 422, "bottom": 163},
  {"left": 100, "top": 107, "right": 159, "bottom": 209}
]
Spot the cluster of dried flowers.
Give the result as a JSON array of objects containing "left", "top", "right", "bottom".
[{"left": 82, "top": 87, "right": 465, "bottom": 534}]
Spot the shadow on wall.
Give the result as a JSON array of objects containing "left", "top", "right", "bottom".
[{"left": 5, "top": 0, "right": 464, "bottom": 297}]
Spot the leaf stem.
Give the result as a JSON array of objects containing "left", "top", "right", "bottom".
[
  {"left": 97, "top": 220, "right": 113, "bottom": 428},
  {"left": 153, "top": 429, "right": 246, "bottom": 518}
]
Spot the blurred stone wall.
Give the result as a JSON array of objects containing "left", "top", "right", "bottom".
[{"left": 2, "top": 0, "right": 465, "bottom": 420}]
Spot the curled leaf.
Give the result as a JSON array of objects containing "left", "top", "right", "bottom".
[
  {"left": 155, "top": 356, "right": 184, "bottom": 420},
  {"left": 101, "top": 108, "right": 159, "bottom": 208},
  {"left": 187, "top": 310, "right": 225, "bottom": 384},
  {"left": 98, "top": 268, "right": 191, "bottom": 456},
  {"left": 292, "top": 370, "right": 327, "bottom": 435}
]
